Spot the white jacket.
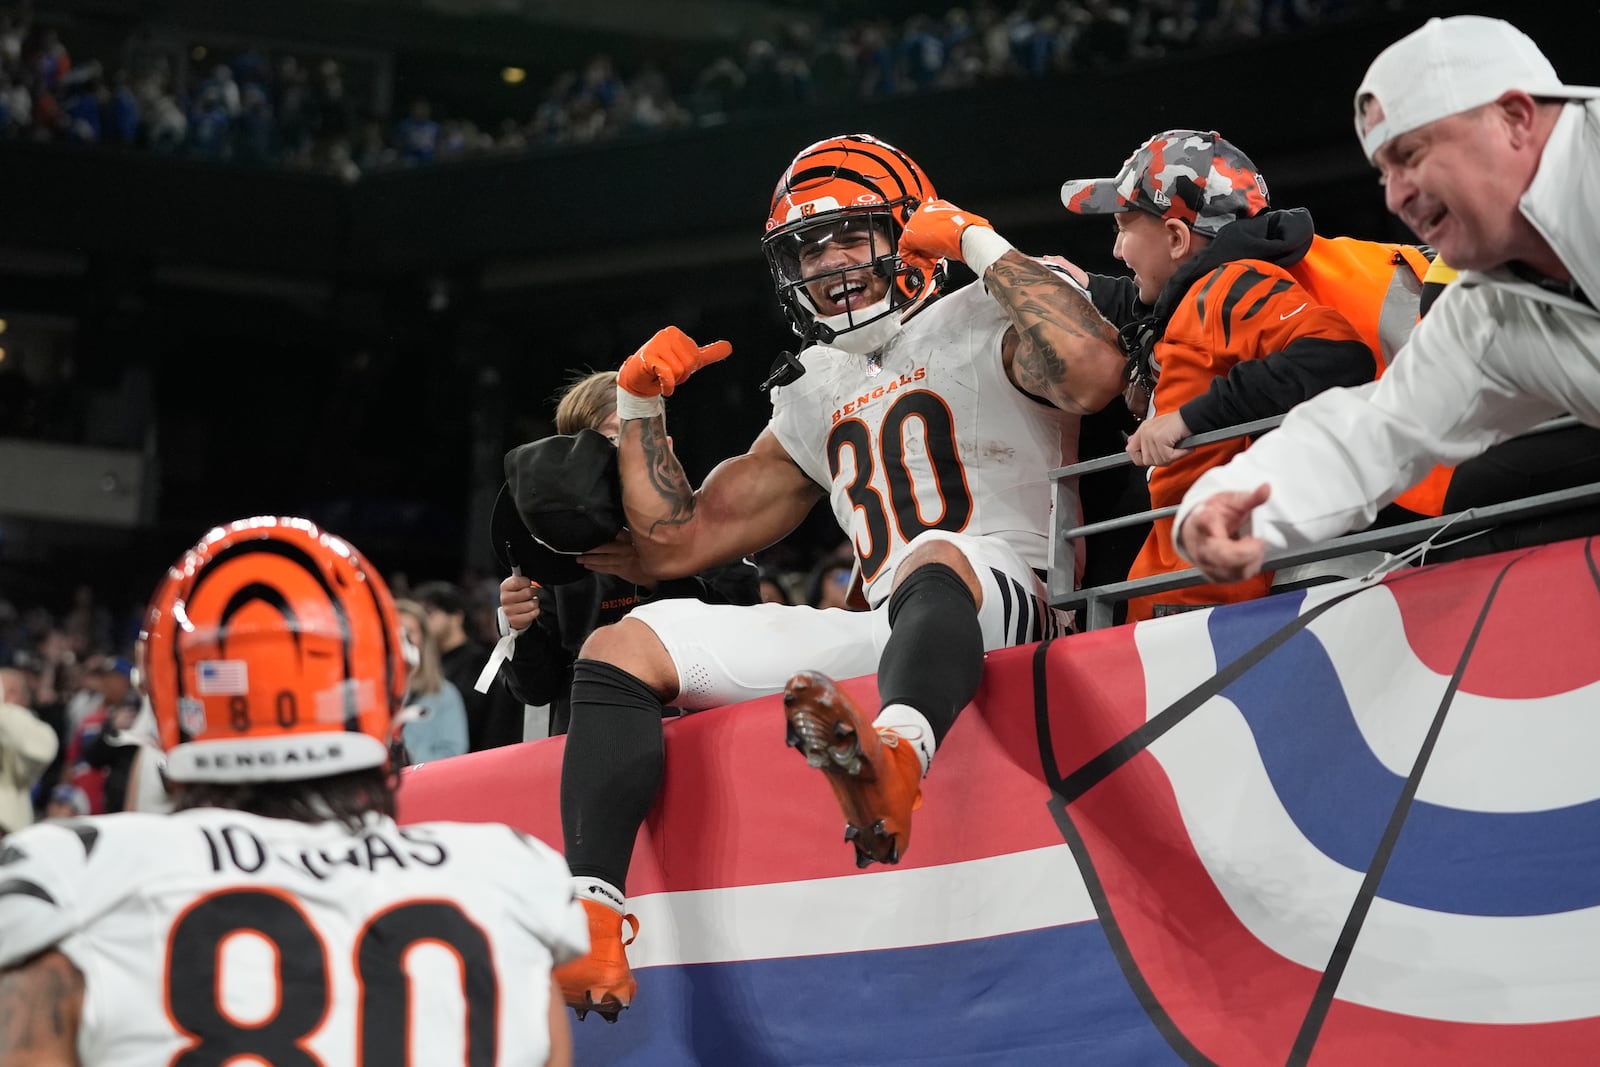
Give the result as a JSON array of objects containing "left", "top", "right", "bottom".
[
  {"left": 0, "top": 703, "right": 59, "bottom": 832},
  {"left": 1175, "top": 99, "right": 1600, "bottom": 554}
]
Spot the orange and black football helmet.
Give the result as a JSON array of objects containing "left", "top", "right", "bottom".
[
  {"left": 763, "top": 133, "right": 945, "bottom": 355},
  {"left": 137, "top": 516, "right": 407, "bottom": 784}
]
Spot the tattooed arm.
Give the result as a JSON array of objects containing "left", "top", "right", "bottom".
[
  {"left": 0, "top": 950, "right": 83, "bottom": 1066},
  {"left": 609, "top": 419, "right": 822, "bottom": 581},
  {"left": 986, "top": 252, "right": 1127, "bottom": 415},
  {"left": 896, "top": 200, "right": 1125, "bottom": 415}
]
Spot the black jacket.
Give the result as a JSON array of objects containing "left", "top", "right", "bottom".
[{"left": 498, "top": 558, "right": 761, "bottom": 735}]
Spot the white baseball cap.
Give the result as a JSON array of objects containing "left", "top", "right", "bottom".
[{"left": 1354, "top": 16, "right": 1600, "bottom": 161}]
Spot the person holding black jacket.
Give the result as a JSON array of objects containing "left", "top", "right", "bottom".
[{"left": 490, "top": 371, "right": 759, "bottom": 735}]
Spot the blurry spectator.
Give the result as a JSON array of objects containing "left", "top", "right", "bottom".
[
  {"left": 274, "top": 54, "right": 314, "bottom": 162},
  {"left": 323, "top": 135, "right": 361, "bottom": 181},
  {"left": 758, "top": 567, "right": 794, "bottom": 606},
  {"left": 857, "top": 21, "right": 897, "bottom": 96},
  {"left": 137, "top": 70, "right": 186, "bottom": 151},
  {"left": 356, "top": 117, "right": 397, "bottom": 169},
  {"left": 0, "top": 11, "right": 24, "bottom": 69},
  {"left": 62, "top": 583, "right": 113, "bottom": 663},
  {"left": 61, "top": 655, "right": 134, "bottom": 813},
  {"left": 23, "top": 632, "right": 75, "bottom": 797},
  {"left": 807, "top": 556, "right": 858, "bottom": 610},
  {"left": 742, "top": 38, "right": 785, "bottom": 110},
  {"left": 31, "top": 27, "right": 70, "bottom": 95},
  {"left": 59, "top": 64, "right": 106, "bottom": 143},
  {"left": 0, "top": 665, "right": 30, "bottom": 708},
  {"left": 232, "top": 80, "right": 274, "bottom": 162},
  {"left": 576, "top": 55, "right": 621, "bottom": 110},
  {"left": 0, "top": 68, "right": 30, "bottom": 135},
  {"left": 204, "top": 63, "right": 241, "bottom": 117},
  {"left": 82, "top": 687, "right": 139, "bottom": 813},
  {"left": 1149, "top": 0, "right": 1202, "bottom": 54},
  {"left": 230, "top": 46, "right": 269, "bottom": 89},
  {"left": 494, "top": 116, "right": 529, "bottom": 151},
  {"left": 394, "top": 598, "right": 470, "bottom": 763},
  {"left": 412, "top": 579, "right": 522, "bottom": 750},
  {"left": 394, "top": 96, "right": 439, "bottom": 164},
  {"left": 0, "top": 5, "right": 1368, "bottom": 175},
  {"left": 108, "top": 68, "right": 140, "bottom": 144},
  {"left": 312, "top": 58, "right": 354, "bottom": 143},
  {"left": 900, "top": 14, "right": 947, "bottom": 91},
  {"left": 41, "top": 782, "right": 89, "bottom": 821},
  {"left": 0, "top": 699, "right": 58, "bottom": 835},
  {"left": 1075, "top": 0, "right": 1135, "bottom": 67},
  {"left": 693, "top": 56, "right": 746, "bottom": 117},
  {"left": 187, "top": 80, "right": 233, "bottom": 158},
  {"left": 810, "top": 29, "right": 857, "bottom": 104},
  {"left": 626, "top": 63, "right": 688, "bottom": 132}
]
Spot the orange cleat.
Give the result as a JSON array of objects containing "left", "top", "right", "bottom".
[
  {"left": 783, "top": 670, "right": 925, "bottom": 868},
  {"left": 555, "top": 898, "right": 640, "bottom": 1022}
]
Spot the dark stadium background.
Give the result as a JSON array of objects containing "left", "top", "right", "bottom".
[{"left": 0, "top": 0, "right": 1586, "bottom": 618}]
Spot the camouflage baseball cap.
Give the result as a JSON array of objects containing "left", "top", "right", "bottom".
[{"left": 1061, "top": 130, "right": 1269, "bottom": 238}]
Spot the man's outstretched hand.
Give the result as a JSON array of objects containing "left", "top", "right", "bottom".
[{"left": 1178, "top": 483, "right": 1272, "bottom": 582}]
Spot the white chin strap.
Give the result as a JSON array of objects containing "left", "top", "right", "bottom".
[{"left": 816, "top": 296, "right": 902, "bottom": 356}]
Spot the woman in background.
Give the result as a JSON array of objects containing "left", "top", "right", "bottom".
[{"left": 395, "top": 598, "right": 470, "bottom": 763}]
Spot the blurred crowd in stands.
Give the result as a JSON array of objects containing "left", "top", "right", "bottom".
[{"left": 0, "top": 0, "right": 1392, "bottom": 177}]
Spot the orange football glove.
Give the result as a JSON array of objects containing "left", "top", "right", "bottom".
[
  {"left": 618, "top": 326, "right": 733, "bottom": 398},
  {"left": 897, "top": 199, "right": 993, "bottom": 276}
]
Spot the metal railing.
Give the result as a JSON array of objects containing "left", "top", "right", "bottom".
[{"left": 1047, "top": 414, "right": 1593, "bottom": 631}]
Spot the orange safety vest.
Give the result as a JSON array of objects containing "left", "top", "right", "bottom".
[{"left": 1294, "top": 238, "right": 1454, "bottom": 516}]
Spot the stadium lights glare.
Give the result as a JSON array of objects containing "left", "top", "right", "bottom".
[{"left": 501, "top": 66, "right": 527, "bottom": 85}]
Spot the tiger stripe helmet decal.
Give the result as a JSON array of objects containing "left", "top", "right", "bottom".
[
  {"left": 138, "top": 517, "right": 407, "bottom": 783},
  {"left": 762, "top": 133, "right": 945, "bottom": 352}
]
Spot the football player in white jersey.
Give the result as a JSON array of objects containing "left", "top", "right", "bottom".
[
  {"left": 527, "top": 133, "right": 1128, "bottom": 1021},
  {"left": 0, "top": 517, "right": 586, "bottom": 1067}
]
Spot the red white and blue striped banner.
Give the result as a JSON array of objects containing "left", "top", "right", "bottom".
[{"left": 400, "top": 536, "right": 1600, "bottom": 1066}]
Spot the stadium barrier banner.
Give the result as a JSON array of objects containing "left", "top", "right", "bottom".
[{"left": 400, "top": 537, "right": 1600, "bottom": 1066}]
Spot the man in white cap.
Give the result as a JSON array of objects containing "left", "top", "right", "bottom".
[{"left": 1173, "top": 15, "right": 1600, "bottom": 580}]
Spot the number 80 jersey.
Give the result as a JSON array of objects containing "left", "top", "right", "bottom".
[
  {"left": 0, "top": 809, "right": 587, "bottom": 1067},
  {"left": 771, "top": 280, "right": 1083, "bottom": 607}
]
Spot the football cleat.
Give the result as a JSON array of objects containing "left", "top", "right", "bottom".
[
  {"left": 783, "top": 670, "right": 924, "bottom": 867},
  {"left": 556, "top": 898, "right": 640, "bottom": 1023}
]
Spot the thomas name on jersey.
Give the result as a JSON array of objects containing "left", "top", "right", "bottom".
[{"left": 200, "top": 819, "right": 451, "bottom": 880}]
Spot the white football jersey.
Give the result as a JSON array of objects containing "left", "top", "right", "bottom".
[
  {"left": 0, "top": 808, "right": 586, "bottom": 1067},
  {"left": 771, "top": 278, "right": 1082, "bottom": 607}
]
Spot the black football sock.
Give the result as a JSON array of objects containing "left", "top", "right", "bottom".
[
  {"left": 876, "top": 562, "right": 984, "bottom": 745},
  {"left": 560, "top": 659, "right": 667, "bottom": 895}
]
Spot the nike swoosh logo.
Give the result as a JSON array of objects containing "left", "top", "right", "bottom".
[{"left": 1280, "top": 302, "right": 1309, "bottom": 321}]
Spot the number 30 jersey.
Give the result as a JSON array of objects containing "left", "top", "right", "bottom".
[
  {"left": 0, "top": 808, "right": 587, "bottom": 1067},
  {"left": 770, "top": 279, "right": 1082, "bottom": 607}
]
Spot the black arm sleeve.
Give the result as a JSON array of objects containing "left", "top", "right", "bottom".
[{"left": 1179, "top": 337, "right": 1376, "bottom": 433}]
